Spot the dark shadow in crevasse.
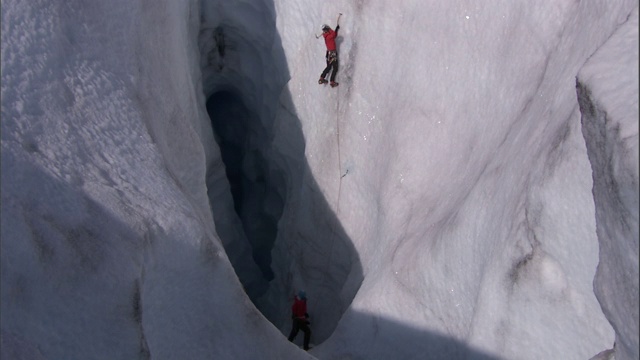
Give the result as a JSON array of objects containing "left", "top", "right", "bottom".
[
  {"left": 206, "top": 91, "right": 247, "bottom": 215},
  {"left": 206, "top": 90, "right": 276, "bottom": 282}
]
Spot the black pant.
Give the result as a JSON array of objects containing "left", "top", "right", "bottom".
[
  {"left": 288, "top": 318, "right": 311, "bottom": 350},
  {"left": 321, "top": 51, "right": 339, "bottom": 82}
]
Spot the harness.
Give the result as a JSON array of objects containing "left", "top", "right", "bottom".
[{"left": 326, "top": 50, "right": 338, "bottom": 63}]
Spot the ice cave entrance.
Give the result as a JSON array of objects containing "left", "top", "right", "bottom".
[{"left": 206, "top": 89, "right": 279, "bottom": 285}]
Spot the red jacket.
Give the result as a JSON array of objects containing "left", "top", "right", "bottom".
[
  {"left": 322, "top": 25, "right": 340, "bottom": 51},
  {"left": 291, "top": 296, "right": 307, "bottom": 319}
]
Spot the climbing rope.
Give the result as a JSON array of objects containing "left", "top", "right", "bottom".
[
  {"left": 335, "top": 86, "right": 343, "bottom": 216},
  {"left": 324, "top": 85, "right": 342, "bottom": 286}
]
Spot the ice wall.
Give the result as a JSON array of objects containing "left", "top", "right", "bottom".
[
  {"left": 577, "top": 7, "right": 639, "bottom": 360},
  {"left": 198, "top": 0, "right": 288, "bottom": 302},
  {"left": 0, "top": 0, "right": 310, "bottom": 359},
  {"left": 269, "top": 1, "right": 638, "bottom": 359}
]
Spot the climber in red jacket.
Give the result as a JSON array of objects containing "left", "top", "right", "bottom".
[
  {"left": 318, "top": 14, "right": 342, "bottom": 88},
  {"left": 287, "top": 290, "right": 311, "bottom": 350}
]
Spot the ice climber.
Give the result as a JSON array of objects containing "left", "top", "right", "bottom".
[
  {"left": 318, "top": 14, "right": 341, "bottom": 88},
  {"left": 287, "top": 290, "right": 311, "bottom": 350}
]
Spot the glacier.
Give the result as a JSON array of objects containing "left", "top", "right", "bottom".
[{"left": 1, "top": 0, "right": 638, "bottom": 359}]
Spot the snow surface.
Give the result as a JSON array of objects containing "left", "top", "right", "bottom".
[{"left": 1, "top": 0, "right": 638, "bottom": 359}]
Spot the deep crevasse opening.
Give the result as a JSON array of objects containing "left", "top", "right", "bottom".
[
  {"left": 197, "top": 0, "right": 362, "bottom": 344},
  {"left": 199, "top": 3, "right": 284, "bottom": 302}
]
